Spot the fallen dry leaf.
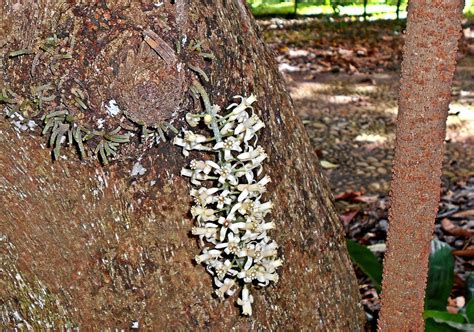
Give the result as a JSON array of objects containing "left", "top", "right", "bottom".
[
  {"left": 452, "top": 247, "right": 474, "bottom": 258},
  {"left": 353, "top": 195, "right": 379, "bottom": 204},
  {"left": 335, "top": 191, "right": 363, "bottom": 201},
  {"left": 451, "top": 209, "right": 474, "bottom": 218},
  {"left": 320, "top": 160, "right": 339, "bottom": 169},
  {"left": 340, "top": 209, "right": 360, "bottom": 225},
  {"left": 441, "top": 218, "right": 474, "bottom": 238}
]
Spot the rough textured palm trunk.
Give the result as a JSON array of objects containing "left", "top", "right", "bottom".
[
  {"left": 0, "top": 0, "right": 364, "bottom": 330},
  {"left": 378, "top": 0, "right": 463, "bottom": 330}
]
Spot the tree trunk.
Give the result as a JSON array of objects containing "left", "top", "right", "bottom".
[
  {"left": 396, "top": 0, "right": 402, "bottom": 20},
  {"left": 378, "top": 0, "right": 463, "bottom": 330},
  {"left": 363, "top": 0, "right": 368, "bottom": 21},
  {"left": 0, "top": 1, "right": 364, "bottom": 330}
]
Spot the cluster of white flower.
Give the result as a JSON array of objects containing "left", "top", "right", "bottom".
[{"left": 174, "top": 92, "right": 282, "bottom": 316}]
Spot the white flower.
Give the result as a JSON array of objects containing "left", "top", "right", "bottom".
[
  {"left": 181, "top": 160, "right": 215, "bottom": 185},
  {"left": 219, "top": 121, "right": 236, "bottom": 136},
  {"left": 195, "top": 248, "right": 221, "bottom": 264},
  {"left": 237, "top": 146, "right": 267, "bottom": 165},
  {"left": 213, "top": 137, "right": 242, "bottom": 161},
  {"left": 173, "top": 130, "right": 210, "bottom": 156},
  {"left": 185, "top": 113, "right": 201, "bottom": 127},
  {"left": 191, "top": 206, "right": 217, "bottom": 222},
  {"left": 261, "top": 258, "right": 283, "bottom": 273},
  {"left": 191, "top": 223, "right": 218, "bottom": 243},
  {"left": 215, "top": 233, "right": 241, "bottom": 255},
  {"left": 226, "top": 95, "right": 256, "bottom": 122},
  {"left": 191, "top": 187, "right": 220, "bottom": 206},
  {"left": 207, "top": 161, "right": 238, "bottom": 186},
  {"left": 234, "top": 159, "right": 267, "bottom": 183},
  {"left": 234, "top": 114, "right": 265, "bottom": 142},
  {"left": 237, "top": 286, "right": 254, "bottom": 316},
  {"left": 175, "top": 90, "right": 281, "bottom": 317},
  {"left": 237, "top": 175, "right": 271, "bottom": 201},
  {"left": 214, "top": 277, "right": 236, "bottom": 298},
  {"left": 254, "top": 264, "right": 279, "bottom": 286},
  {"left": 239, "top": 241, "right": 278, "bottom": 267},
  {"left": 217, "top": 211, "right": 244, "bottom": 240},
  {"left": 237, "top": 199, "right": 254, "bottom": 215},
  {"left": 208, "top": 259, "right": 238, "bottom": 280},
  {"left": 237, "top": 265, "right": 258, "bottom": 283},
  {"left": 240, "top": 219, "right": 274, "bottom": 242},
  {"left": 213, "top": 190, "right": 232, "bottom": 209},
  {"left": 250, "top": 200, "right": 273, "bottom": 220},
  {"left": 181, "top": 168, "right": 212, "bottom": 185}
]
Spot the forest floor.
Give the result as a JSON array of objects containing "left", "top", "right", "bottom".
[{"left": 258, "top": 17, "right": 474, "bottom": 326}]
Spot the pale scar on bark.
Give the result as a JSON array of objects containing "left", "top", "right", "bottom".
[{"left": 110, "top": 30, "right": 186, "bottom": 128}]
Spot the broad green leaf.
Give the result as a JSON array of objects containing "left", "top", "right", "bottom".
[
  {"left": 346, "top": 240, "right": 382, "bottom": 292},
  {"left": 424, "top": 319, "right": 474, "bottom": 332},
  {"left": 431, "top": 321, "right": 474, "bottom": 331},
  {"left": 467, "top": 274, "right": 474, "bottom": 302},
  {"left": 424, "top": 311, "right": 465, "bottom": 324},
  {"left": 466, "top": 298, "right": 474, "bottom": 324},
  {"left": 425, "top": 318, "right": 458, "bottom": 332},
  {"left": 424, "top": 311, "right": 471, "bottom": 332},
  {"left": 425, "top": 240, "right": 454, "bottom": 311}
]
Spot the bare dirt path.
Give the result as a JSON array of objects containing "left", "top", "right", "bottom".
[{"left": 289, "top": 55, "right": 474, "bottom": 196}]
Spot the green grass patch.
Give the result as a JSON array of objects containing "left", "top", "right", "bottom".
[
  {"left": 249, "top": 1, "right": 474, "bottom": 20},
  {"left": 249, "top": 2, "right": 406, "bottom": 17}
]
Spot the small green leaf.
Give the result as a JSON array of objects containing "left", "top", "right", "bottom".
[
  {"left": 164, "top": 122, "right": 178, "bottom": 134},
  {"left": 106, "top": 134, "right": 130, "bottom": 143},
  {"left": 157, "top": 126, "right": 167, "bottom": 142},
  {"left": 56, "top": 53, "right": 73, "bottom": 60},
  {"left": 188, "top": 64, "right": 209, "bottom": 82},
  {"left": 103, "top": 141, "right": 116, "bottom": 157},
  {"left": 425, "top": 240, "right": 455, "bottom": 311},
  {"left": 104, "top": 127, "right": 130, "bottom": 143},
  {"left": 9, "top": 49, "right": 33, "bottom": 58},
  {"left": 67, "top": 128, "right": 73, "bottom": 145},
  {"left": 95, "top": 141, "right": 112, "bottom": 165},
  {"left": 74, "top": 97, "right": 88, "bottom": 110},
  {"left": 45, "top": 110, "right": 67, "bottom": 119},
  {"left": 346, "top": 240, "right": 382, "bottom": 292},
  {"left": 40, "top": 94, "right": 56, "bottom": 102},
  {"left": 73, "top": 128, "right": 86, "bottom": 159}
]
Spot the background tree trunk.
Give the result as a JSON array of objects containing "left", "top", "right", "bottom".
[
  {"left": 396, "top": 0, "right": 402, "bottom": 20},
  {"left": 0, "top": 1, "right": 364, "bottom": 330},
  {"left": 363, "top": 0, "right": 368, "bottom": 21},
  {"left": 378, "top": 0, "right": 463, "bottom": 330}
]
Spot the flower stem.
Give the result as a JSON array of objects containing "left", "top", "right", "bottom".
[{"left": 192, "top": 80, "right": 223, "bottom": 163}]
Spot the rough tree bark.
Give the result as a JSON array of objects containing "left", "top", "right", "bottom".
[
  {"left": 0, "top": 1, "right": 365, "bottom": 330},
  {"left": 378, "top": 0, "right": 463, "bottom": 330}
]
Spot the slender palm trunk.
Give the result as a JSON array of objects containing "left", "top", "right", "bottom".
[{"left": 378, "top": 0, "right": 463, "bottom": 330}]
